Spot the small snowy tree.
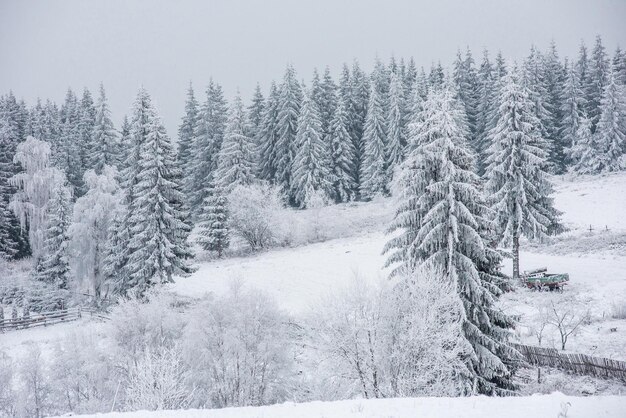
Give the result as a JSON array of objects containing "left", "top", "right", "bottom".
[
  {"left": 485, "top": 71, "right": 561, "bottom": 279},
  {"left": 196, "top": 182, "right": 229, "bottom": 258},
  {"left": 291, "top": 87, "right": 333, "bottom": 208},
  {"left": 215, "top": 93, "right": 256, "bottom": 190},
  {"left": 69, "top": 166, "right": 121, "bottom": 300},
  {"left": 568, "top": 116, "right": 596, "bottom": 173},
  {"left": 359, "top": 79, "right": 387, "bottom": 200}
]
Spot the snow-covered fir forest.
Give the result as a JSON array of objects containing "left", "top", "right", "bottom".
[{"left": 1, "top": 31, "right": 626, "bottom": 417}]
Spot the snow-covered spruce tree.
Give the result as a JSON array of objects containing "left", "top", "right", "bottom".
[
  {"left": 543, "top": 41, "right": 567, "bottom": 173},
  {"left": 57, "top": 89, "right": 83, "bottom": 193},
  {"left": 90, "top": 84, "right": 118, "bottom": 174},
  {"left": 189, "top": 80, "right": 228, "bottom": 216},
  {"left": 384, "top": 86, "right": 518, "bottom": 395},
  {"left": 359, "top": 79, "right": 388, "bottom": 200},
  {"left": 215, "top": 93, "right": 256, "bottom": 190},
  {"left": 247, "top": 83, "right": 265, "bottom": 170},
  {"left": 475, "top": 50, "right": 497, "bottom": 174},
  {"left": 613, "top": 47, "right": 626, "bottom": 86},
  {"left": 320, "top": 67, "right": 338, "bottom": 140},
  {"left": 76, "top": 88, "right": 96, "bottom": 195},
  {"left": 386, "top": 71, "right": 406, "bottom": 172},
  {"left": 9, "top": 137, "right": 67, "bottom": 262},
  {"left": 117, "top": 115, "right": 132, "bottom": 172},
  {"left": 485, "top": 71, "right": 561, "bottom": 279},
  {"left": 523, "top": 46, "right": 558, "bottom": 173},
  {"left": 196, "top": 182, "right": 229, "bottom": 258},
  {"left": 0, "top": 113, "right": 29, "bottom": 259},
  {"left": 575, "top": 42, "right": 589, "bottom": 91},
  {"left": 36, "top": 179, "right": 72, "bottom": 290},
  {"left": 349, "top": 61, "right": 370, "bottom": 192},
  {"left": 592, "top": 71, "right": 626, "bottom": 172},
  {"left": 453, "top": 48, "right": 479, "bottom": 149},
  {"left": 258, "top": 82, "right": 280, "bottom": 181},
  {"left": 560, "top": 65, "right": 585, "bottom": 165},
  {"left": 585, "top": 35, "right": 611, "bottom": 133},
  {"left": 125, "top": 89, "right": 193, "bottom": 295},
  {"left": 177, "top": 82, "right": 199, "bottom": 200},
  {"left": 275, "top": 65, "right": 303, "bottom": 201},
  {"left": 328, "top": 95, "right": 357, "bottom": 202},
  {"left": 69, "top": 166, "right": 121, "bottom": 300},
  {"left": 291, "top": 86, "right": 333, "bottom": 208},
  {"left": 568, "top": 115, "right": 596, "bottom": 173}
]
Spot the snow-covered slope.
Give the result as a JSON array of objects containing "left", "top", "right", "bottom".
[{"left": 66, "top": 393, "right": 626, "bottom": 418}]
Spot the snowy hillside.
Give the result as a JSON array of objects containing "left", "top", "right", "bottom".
[{"left": 68, "top": 393, "right": 626, "bottom": 418}]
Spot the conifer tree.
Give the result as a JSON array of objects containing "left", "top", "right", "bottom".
[
  {"left": 585, "top": 35, "right": 610, "bottom": 132},
  {"left": 258, "top": 82, "right": 280, "bottom": 181},
  {"left": 475, "top": 50, "right": 496, "bottom": 174},
  {"left": 177, "top": 82, "right": 199, "bottom": 198},
  {"left": 612, "top": 47, "right": 626, "bottom": 86},
  {"left": 385, "top": 86, "right": 517, "bottom": 395},
  {"left": 592, "top": 71, "right": 626, "bottom": 172},
  {"left": 429, "top": 62, "right": 445, "bottom": 90},
  {"left": 196, "top": 182, "right": 229, "bottom": 258},
  {"left": 453, "top": 49, "right": 479, "bottom": 148},
  {"left": 189, "top": 80, "right": 228, "bottom": 216},
  {"left": 36, "top": 180, "right": 72, "bottom": 290},
  {"left": 76, "top": 88, "right": 96, "bottom": 193},
  {"left": 350, "top": 61, "right": 369, "bottom": 191},
  {"left": 247, "top": 83, "right": 265, "bottom": 167},
  {"left": 328, "top": 96, "right": 357, "bottom": 202},
  {"left": 568, "top": 115, "right": 595, "bottom": 173},
  {"left": 485, "top": 72, "right": 561, "bottom": 279},
  {"left": 543, "top": 41, "right": 567, "bottom": 173},
  {"left": 575, "top": 42, "right": 589, "bottom": 91},
  {"left": 320, "top": 66, "right": 338, "bottom": 142},
  {"left": 560, "top": 65, "right": 585, "bottom": 164},
  {"left": 215, "top": 93, "right": 256, "bottom": 190},
  {"left": 291, "top": 87, "right": 333, "bottom": 207},
  {"left": 125, "top": 91, "right": 193, "bottom": 294},
  {"left": 275, "top": 65, "right": 303, "bottom": 199},
  {"left": 386, "top": 71, "right": 406, "bottom": 171},
  {"left": 359, "top": 79, "right": 388, "bottom": 199},
  {"left": 90, "top": 84, "right": 118, "bottom": 174}
]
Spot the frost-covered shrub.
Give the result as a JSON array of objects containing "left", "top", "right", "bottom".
[
  {"left": 125, "top": 344, "right": 193, "bottom": 411},
  {"left": 227, "top": 183, "right": 285, "bottom": 250},
  {"left": 182, "top": 284, "right": 294, "bottom": 408},
  {"left": 302, "top": 268, "right": 470, "bottom": 399},
  {"left": 109, "top": 291, "right": 186, "bottom": 365},
  {"left": 0, "top": 352, "right": 17, "bottom": 417},
  {"left": 18, "top": 345, "right": 52, "bottom": 418}
]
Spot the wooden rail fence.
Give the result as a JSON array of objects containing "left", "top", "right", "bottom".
[
  {"left": 512, "top": 343, "right": 626, "bottom": 382},
  {"left": 0, "top": 306, "right": 108, "bottom": 332}
]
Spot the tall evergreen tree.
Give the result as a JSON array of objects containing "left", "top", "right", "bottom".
[
  {"left": 453, "top": 48, "right": 479, "bottom": 149},
  {"left": 585, "top": 35, "right": 610, "bottom": 132},
  {"left": 196, "top": 181, "right": 229, "bottom": 258},
  {"left": 568, "top": 115, "right": 596, "bottom": 173},
  {"left": 560, "top": 65, "right": 585, "bottom": 165},
  {"left": 475, "top": 50, "right": 496, "bottom": 174},
  {"left": 612, "top": 47, "right": 626, "bottom": 86},
  {"left": 189, "top": 80, "right": 228, "bottom": 215},
  {"left": 592, "top": 71, "right": 626, "bottom": 172},
  {"left": 247, "top": 83, "right": 265, "bottom": 167},
  {"left": 385, "top": 86, "right": 517, "bottom": 395},
  {"left": 291, "top": 87, "right": 333, "bottom": 207},
  {"left": 359, "top": 79, "right": 388, "bottom": 199},
  {"left": 258, "top": 82, "right": 280, "bottom": 181},
  {"left": 485, "top": 72, "right": 561, "bottom": 279},
  {"left": 575, "top": 41, "right": 589, "bottom": 91},
  {"left": 386, "top": 71, "right": 406, "bottom": 171},
  {"left": 275, "top": 65, "right": 303, "bottom": 199},
  {"left": 429, "top": 62, "right": 445, "bottom": 90},
  {"left": 328, "top": 96, "right": 357, "bottom": 202},
  {"left": 125, "top": 90, "right": 193, "bottom": 294},
  {"left": 320, "top": 66, "right": 338, "bottom": 142},
  {"left": 543, "top": 41, "right": 567, "bottom": 173},
  {"left": 36, "top": 180, "right": 72, "bottom": 290},
  {"left": 177, "top": 82, "right": 199, "bottom": 200},
  {"left": 90, "top": 84, "right": 118, "bottom": 173},
  {"left": 76, "top": 88, "right": 96, "bottom": 193},
  {"left": 350, "top": 60, "right": 369, "bottom": 192},
  {"left": 215, "top": 93, "right": 256, "bottom": 190}
]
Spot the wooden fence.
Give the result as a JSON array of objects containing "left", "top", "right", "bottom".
[
  {"left": 0, "top": 306, "right": 108, "bottom": 332},
  {"left": 512, "top": 343, "right": 626, "bottom": 382}
]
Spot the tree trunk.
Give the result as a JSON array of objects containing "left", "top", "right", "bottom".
[{"left": 512, "top": 231, "right": 520, "bottom": 279}]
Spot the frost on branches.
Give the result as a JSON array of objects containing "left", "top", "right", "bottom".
[
  {"left": 385, "top": 86, "right": 518, "bottom": 395},
  {"left": 485, "top": 71, "right": 562, "bottom": 279}
]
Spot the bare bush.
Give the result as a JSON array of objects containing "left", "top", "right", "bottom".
[
  {"left": 0, "top": 352, "right": 17, "bottom": 417},
  {"left": 548, "top": 298, "right": 590, "bottom": 351},
  {"left": 302, "top": 268, "right": 471, "bottom": 399},
  {"left": 227, "top": 183, "right": 286, "bottom": 250},
  {"left": 182, "top": 283, "right": 294, "bottom": 408},
  {"left": 18, "top": 345, "right": 52, "bottom": 418}
]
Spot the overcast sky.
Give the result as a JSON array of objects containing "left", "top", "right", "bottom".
[{"left": 1, "top": 0, "right": 625, "bottom": 136}]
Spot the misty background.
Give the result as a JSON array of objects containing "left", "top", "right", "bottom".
[{"left": 1, "top": 0, "right": 625, "bottom": 137}]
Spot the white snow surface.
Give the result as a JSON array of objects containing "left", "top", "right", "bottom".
[{"left": 65, "top": 393, "right": 626, "bottom": 418}]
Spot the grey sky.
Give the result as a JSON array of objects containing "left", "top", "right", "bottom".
[{"left": 1, "top": 0, "right": 625, "bottom": 137}]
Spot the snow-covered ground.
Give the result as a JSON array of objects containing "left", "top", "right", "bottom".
[{"left": 67, "top": 393, "right": 626, "bottom": 418}]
